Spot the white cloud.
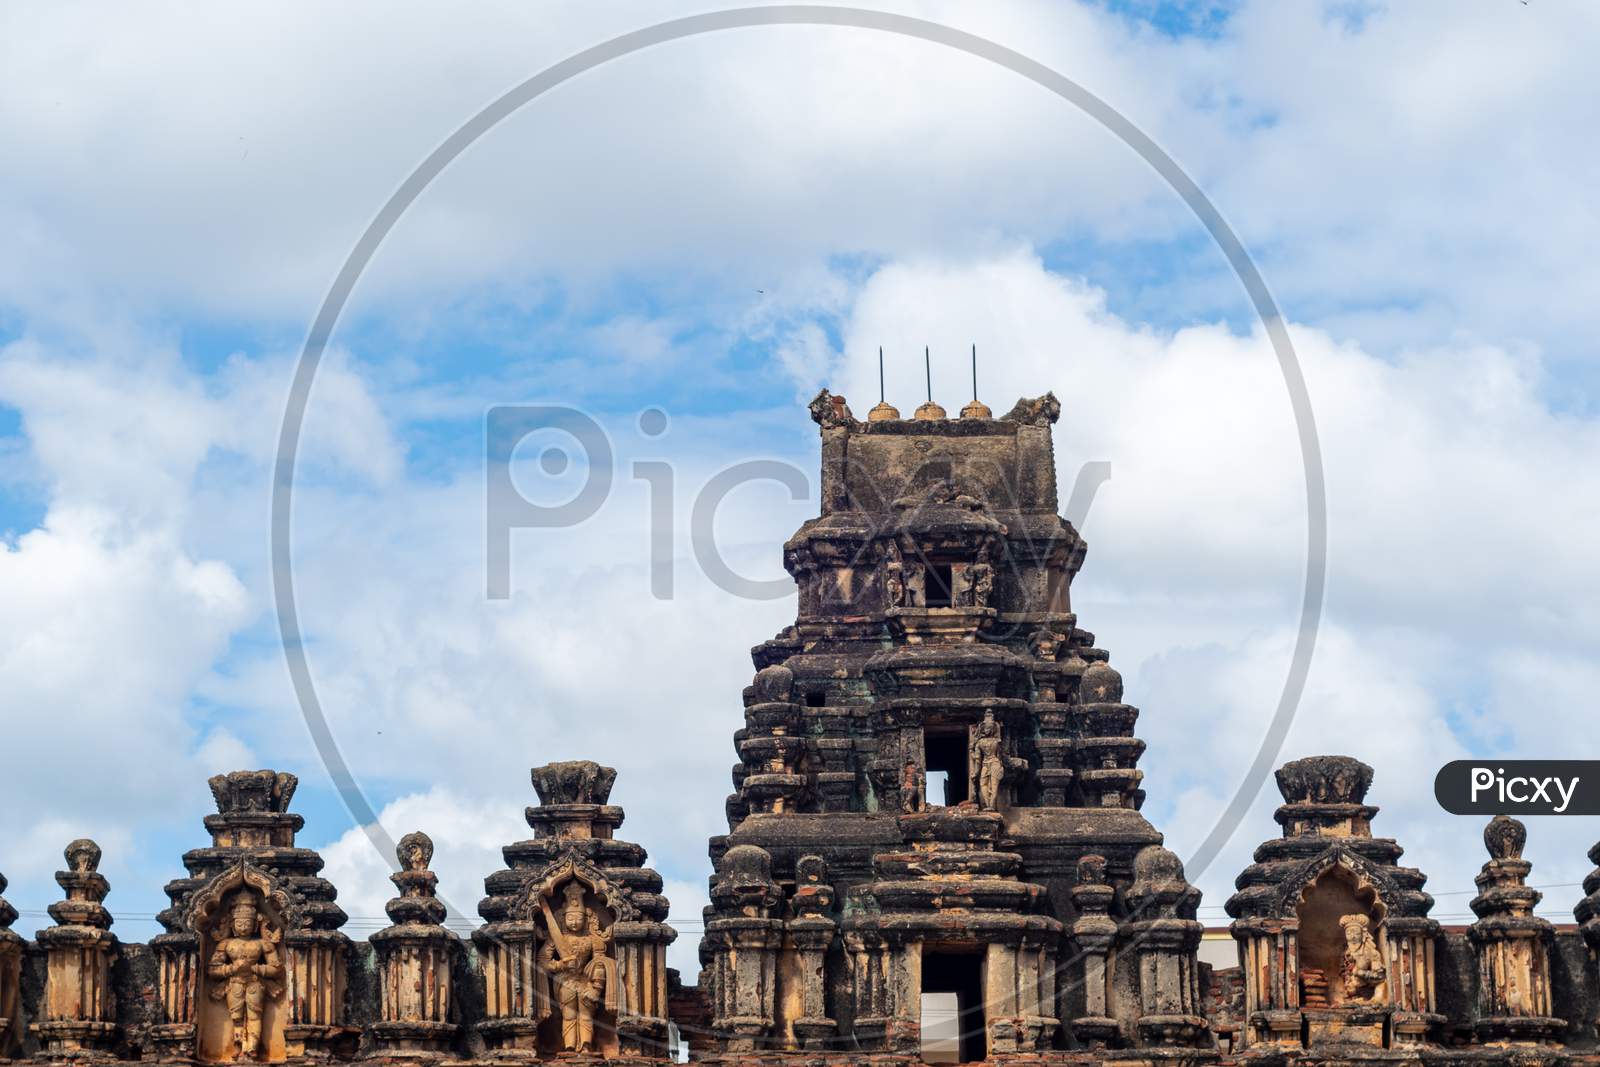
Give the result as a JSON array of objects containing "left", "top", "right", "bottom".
[{"left": 3, "top": 1, "right": 1597, "bottom": 375}]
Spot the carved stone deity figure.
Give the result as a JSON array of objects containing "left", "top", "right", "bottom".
[
  {"left": 960, "top": 561, "right": 994, "bottom": 608},
  {"left": 538, "top": 882, "right": 617, "bottom": 1053},
  {"left": 901, "top": 760, "right": 924, "bottom": 812},
  {"left": 1339, "top": 914, "right": 1385, "bottom": 1003},
  {"left": 206, "top": 891, "right": 284, "bottom": 1060},
  {"left": 970, "top": 710, "right": 1006, "bottom": 811}
]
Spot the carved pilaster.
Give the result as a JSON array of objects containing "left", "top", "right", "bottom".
[
  {"left": 1470, "top": 815, "right": 1562, "bottom": 1044},
  {"left": 1069, "top": 854, "right": 1120, "bottom": 1048},
  {"left": 32, "top": 840, "right": 117, "bottom": 1060},
  {"left": 1123, "top": 845, "right": 1210, "bottom": 1051},
  {"left": 0, "top": 871, "right": 21, "bottom": 1057},
  {"left": 367, "top": 831, "right": 459, "bottom": 1058},
  {"left": 786, "top": 856, "right": 837, "bottom": 1049},
  {"left": 705, "top": 846, "right": 783, "bottom": 1052}
]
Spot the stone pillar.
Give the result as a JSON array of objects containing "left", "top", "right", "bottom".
[
  {"left": 0, "top": 871, "right": 22, "bottom": 1055},
  {"left": 1229, "top": 917, "right": 1301, "bottom": 1048},
  {"left": 1470, "top": 815, "right": 1562, "bottom": 1043},
  {"left": 844, "top": 931, "right": 894, "bottom": 1050},
  {"left": 368, "top": 831, "right": 459, "bottom": 1057},
  {"left": 705, "top": 845, "right": 784, "bottom": 1052},
  {"left": 786, "top": 855, "right": 837, "bottom": 1049},
  {"left": 611, "top": 922, "right": 675, "bottom": 1057},
  {"left": 32, "top": 840, "right": 117, "bottom": 1059},
  {"left": 1123, "top": 845, "right": 1210, "bottom": 1050},
  {"left": 1070, "top": 854, "right": 1120, "bottom": 1048}
]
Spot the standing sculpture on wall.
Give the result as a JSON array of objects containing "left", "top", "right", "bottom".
[
  {"left": 969, "top": 710, "right": 1021, "bottom": 812},
  {"left": 538, "top": 882, "right": 617, "bottom": 1053},
  {"left": 1339, "top": 914, "right": 1385, "bottom": 1004},
  {"left": 206, "top": 892, "right": 284, "bottom": 1061}
]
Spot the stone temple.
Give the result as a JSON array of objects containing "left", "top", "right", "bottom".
[{"left": 3, "top": 389, "right": 1600, "bottom": 1067}]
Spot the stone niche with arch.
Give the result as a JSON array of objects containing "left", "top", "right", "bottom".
[
  {"left": 191, "top": 868, "right": 293, "bottom": 1063},
  {"left": 1227, "top": 757, "right": 1442, "bottom": 1052},
  {"left": 473, "top": 763, "right": 677, "bottom": 1061},
  {"left": 150, "top": 771, "right": 354, "bottom": 1064}
]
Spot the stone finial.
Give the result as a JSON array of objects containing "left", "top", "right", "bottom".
[
  {"left": 959, "top": 398, "right": 993, "bottom": 419},
  {"left": 912, "top": 400, "right": 947, "bottom": 420},
  {"left": 1080, "top": 661, "right": 1123, "bottom": 704},
  {"left": 1485, "top": 813, "right": 1526, "bottom": 860},
  {"left": 65, "top": 838, "right": 101, "bottom": 874},
  {"left": 47, "top": 839, "right": 112, "bottom": 931},
  {"left": 384, "top": 831, "right": 447, "bottom": 927},
  {"left": 398, "top": 829, "right": 434, "bottom": 872},
  {"left": 867, "top": 400, "right": 900, "bottom": 422},
  {"left": 208, "top": 770, "right": 298, "bottom": 814},
  {"left": 711, "top": 845, "right": 782, "bottom": 919},
  {"left": 1129, "top": 845, "right": 1199, "bottom": 917},
  {"left": 1274, "top": 755, "right": 1373, "bottom": 805},
  {"left": 531, "top": 761, "right": 617, "bottom": 806},
  {"left": 753, "top": 664, "right": 795, "bottom": 704}
]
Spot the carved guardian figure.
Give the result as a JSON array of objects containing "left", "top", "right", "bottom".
[{"left": 206, "top": 893, "right": 284, "bottom": 1061}]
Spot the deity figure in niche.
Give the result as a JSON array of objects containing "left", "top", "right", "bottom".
[
  {"left": 970, "top": 710, "right": 1006, "bottom": 811},
  {"left": 901, "top": 760, "right": 924, "bottom": 812},
  {"left": 538, "top": 882, "right": 617, "bottom": 1053},
  {"left": 960, "top": 562, "right": 994, "bottom": 608},
  {"left": 206, "top": 892, "right": 284, "bottom": 1060},
  {"left": 1339, "top": 914, "right": 1386, "bottom": 1003}
]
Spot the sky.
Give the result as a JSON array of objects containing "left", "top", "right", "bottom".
[{"left": 2, "top": 0, "right": 1598, "bottom": 978}]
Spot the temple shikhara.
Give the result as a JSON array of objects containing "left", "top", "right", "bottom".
[{"left": 3, "top": 390, "right": 1599, "bottom": 1066}]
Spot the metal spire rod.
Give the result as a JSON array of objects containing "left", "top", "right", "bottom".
[
  {"left": 925, "top": 346, "right": 932, "bottom": 402},
  {"left": 879, "top": 346, "right": 885, "bottom": 403},
  {"left": 971, "top": 343, "right": 978, "bottom": 401}
]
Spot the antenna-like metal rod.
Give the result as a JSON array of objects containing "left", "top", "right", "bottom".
[
  {"left": 925, "top": 346, "right": 932, "bottom": 402},
  {"left": 971, "top": 343, "right": 978, "bottom": 401},
  {"left": 879, "top": 346, "right": 885, "bottom": 403}
]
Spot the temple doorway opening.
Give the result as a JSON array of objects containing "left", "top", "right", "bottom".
[
  {"left": 922, "top": 949, "right": 985, "bottom": 1064},
  {"left": 924, "top": 730, "right": 969, "bottom": 807}
]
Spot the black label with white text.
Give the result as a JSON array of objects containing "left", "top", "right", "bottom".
[{"left": 1434, "top": 760, "right": 1600, "bottom": 816}]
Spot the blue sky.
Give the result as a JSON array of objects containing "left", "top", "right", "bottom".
[{"left": 2, "top": 0, "right": 1598, "bottom": 968}]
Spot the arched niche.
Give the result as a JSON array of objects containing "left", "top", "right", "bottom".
[
  {"left": 187, "top": 865, "right": 295, "bottom": 1063},
  {"left": 516, "top": 863, "right": 623, "bottom": 1057},
  {"left": 1294, "top": 862, "right": 1386, "bottom": 1009}
]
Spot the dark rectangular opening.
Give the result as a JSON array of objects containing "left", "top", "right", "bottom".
[
  {"left": 925, "top": 562, "right": 955, "bottom": 608},
  {"left": 806, "top": 690, "right": 826, "bottom": 707},
  {"left": 923, "top": 731, "right": 968, "bottom": 807},
  {"left": 922, "top": 949, "right": 985, "bottom": 1064}
]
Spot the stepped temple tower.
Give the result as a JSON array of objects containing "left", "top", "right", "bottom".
[{"left": 698, "top": 390, "right": 1207, "bottom": 1059}]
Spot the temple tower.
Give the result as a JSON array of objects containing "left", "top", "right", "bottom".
[{"left": 699, "top": 390, "right": 1207, "bottom": 1060}]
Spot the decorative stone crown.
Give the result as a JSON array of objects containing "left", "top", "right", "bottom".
[
  {"left": 531, "top": 761, "right": 617, "bottom": 807},
  {"left": 209, "top": 770, "right": 298, "bottom": 814},
  {"left": 1275, "top": 755, "right": 1373, "bottom": 805}
]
